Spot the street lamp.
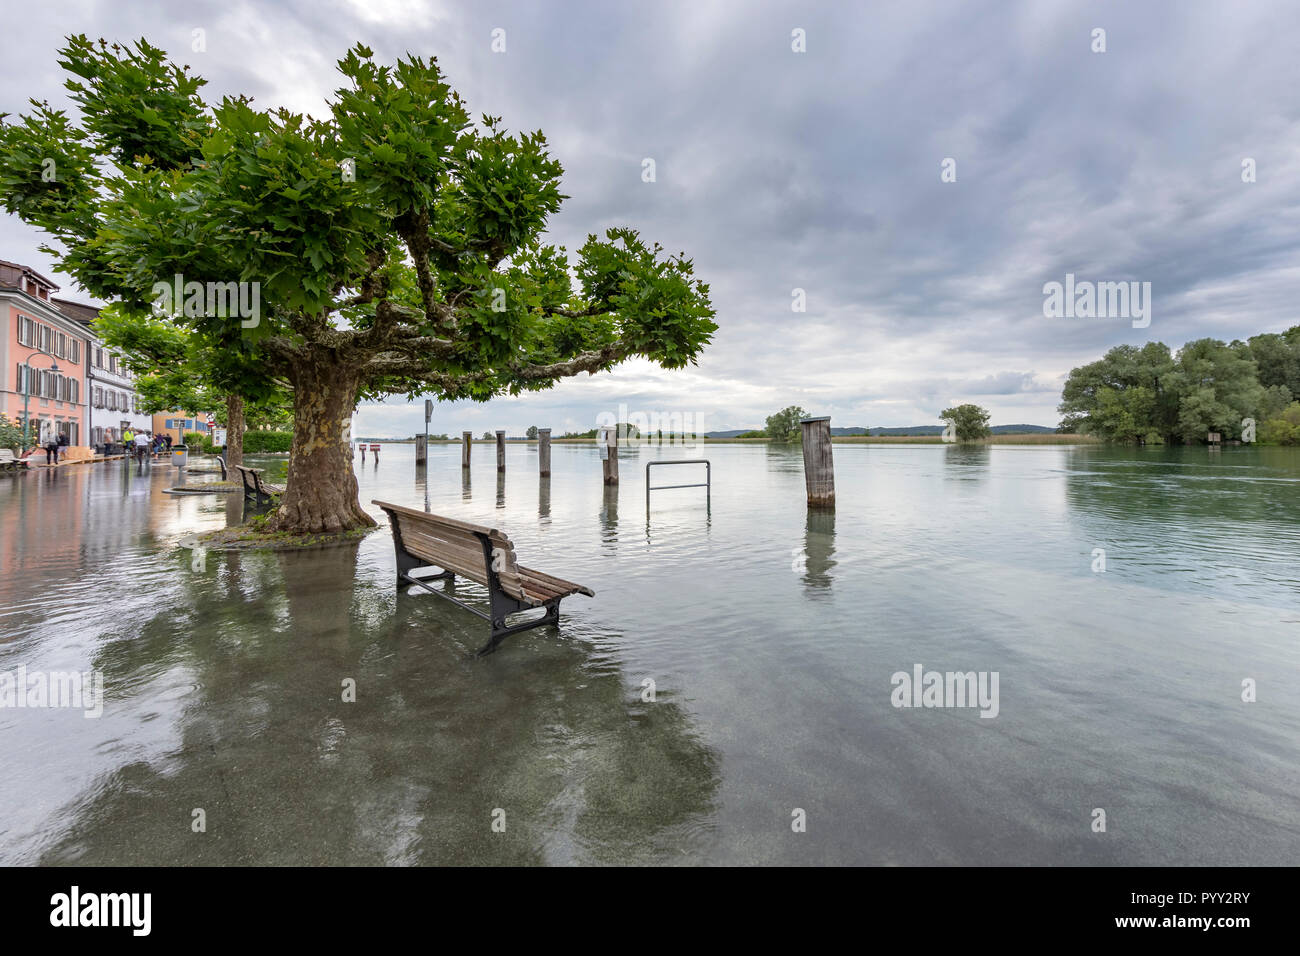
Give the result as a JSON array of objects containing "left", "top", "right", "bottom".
[{"left": 20, "top": 345, "right": 60, "bottom": 452}]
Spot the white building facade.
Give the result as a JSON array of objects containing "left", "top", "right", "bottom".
[{"left": 53, "top": 298, "right": 152, "bottom": 449}]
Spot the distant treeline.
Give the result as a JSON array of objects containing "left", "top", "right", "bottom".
[{"left": 1058, "top": 327, "right": 1300, "bottom": 444}]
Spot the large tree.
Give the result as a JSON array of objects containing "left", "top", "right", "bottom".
[
  {"left": 1058, "top": 342, "right": 1179, "bottom": 442},
  {"left": 0, "top": 38, "right": 716, "bottom": 532}
]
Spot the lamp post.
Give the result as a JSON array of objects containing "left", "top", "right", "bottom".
[{"left": 20, "top": 345, "right": 60, "bottom": 453}]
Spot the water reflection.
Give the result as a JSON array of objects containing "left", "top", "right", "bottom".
[
  {"left": 802, "top": 509, "right": 836, "bottom": 595},
  {"left": 538, "top": 477, "right": 551, "bottom": 524},
  {"left": 36, "top": 537, "right": 721, "bottom": 865},
  {"left": 461, "top": 469, "right": 471, "bottom": 502},
  {"left": 600, "top": 485, "right": 619, "bottom": 548},
  {"left": 763, "top": 442, "right": 803, "bottom": 475},
  {"left": 495, "top": 472, "right": 506, "bottom": 510},
  {"left": 943, "top": 443, "right": 990, "bottom": 477},
  {"left": 414, "top": 462, "right": 429, "bottom": 513}
]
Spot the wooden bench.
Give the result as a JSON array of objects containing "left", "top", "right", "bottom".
[
  {"left": 233, "top": 463, "right": 284, "bottom": 504},
  {"left": 373, "top": 500, "right": 595, "bottom": 655}
]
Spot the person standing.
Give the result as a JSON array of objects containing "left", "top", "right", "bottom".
[
  {"left": 133, "top": 429, "right": 149, "bottom": 464},
  {"left": 43, "top": 434, "right": 59, "bottom": 465}
]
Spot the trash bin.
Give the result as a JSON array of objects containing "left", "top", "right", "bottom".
[{"left": 171, "top": 443, "right": 188, "bottom": 469}]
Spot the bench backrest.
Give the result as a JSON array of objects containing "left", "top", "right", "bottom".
[
  {"left": 233, "top": 464, "right": 261, "bottom": 490},
  {"left": 373, "top": 501, "right": 523, "bottom": 598},
  {"left": 0, "top": 449, "right": 15, "bottom": 461}
]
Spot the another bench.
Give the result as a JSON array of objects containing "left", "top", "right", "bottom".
[
  {"left": 0, "top": 449, "right": 27, "bottom": 473},
  {"left": 233, "top": 463, "right": 284, "bottom": 504},
  {"left": 373, "top": 500, "right": 595, "bottom": 655}
]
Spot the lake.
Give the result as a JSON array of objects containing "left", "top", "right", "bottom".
[{"left": 1, "top": 441, "right": 1297, "bottom": 864}]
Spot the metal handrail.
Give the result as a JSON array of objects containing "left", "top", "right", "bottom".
[{"left": 646, "top": 458, "right": 711, "bottom": 511}]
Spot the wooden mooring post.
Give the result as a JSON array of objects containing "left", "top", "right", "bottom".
[
  {"left": 599, "top": 425, "right": 618, "bottom": 485},
  {"left": 415, "top": 434, "right": 427, "bottom": 465},
  {"left": 800, "top": 416, "right": 835, "bottom": 508},
  {"left": 496, "top": 430, "right": 506, "bottom": 473},
  {"left": 538, "top": 428, "right": 552, "bottom": 477},
  {"left": 462, "top": 431, "right": 472, "bottom": 468}
]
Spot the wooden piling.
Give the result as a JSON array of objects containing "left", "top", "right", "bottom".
[
  {"left": 600, "top": 425, "right": 618, "bottom": 485},
  {"left": 538, "top": 428, "right": 552, "bottom": 477},
  {"left": 496, "top": 430, "right": 506, "bottom": 473},
  {"left": 800, "top": 416, "right": 835, "bottom": 508},
  {"left": 415, "top": 434, "right": 427, "bottom": 465},
  {"left": 462, "top": 431, "right": 472, "bottom": 468}
]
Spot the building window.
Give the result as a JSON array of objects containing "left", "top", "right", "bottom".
[{"left": 17, "top": 316, "right": 33, "bottom": 346}]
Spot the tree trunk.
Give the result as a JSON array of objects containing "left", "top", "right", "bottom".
[
  {"left": 265, "top": 352, "right": 374, "bottom": 534},
  {"left": 225, "top": 393, "right": 245, "bottom": 468}
]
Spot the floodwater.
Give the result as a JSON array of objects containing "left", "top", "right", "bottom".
[{"left": 1, "top": 441, "right": 1297, "bottom": 865}]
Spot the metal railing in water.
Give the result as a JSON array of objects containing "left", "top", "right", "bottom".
[{"left": 646, "top": 459, "right": 711, "bottom": 512}]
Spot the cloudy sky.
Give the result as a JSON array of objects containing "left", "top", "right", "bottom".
[{"left": 3, "top": 0, "right": 1298, "bottom": 436}]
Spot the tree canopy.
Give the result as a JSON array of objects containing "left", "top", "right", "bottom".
[
  {"left": 1057, "top": 332, "right": 1298, "bottom": 443},
  {"left": 764, "top": 405, "right": 807, "bottom": 442},
  {"left": 940, "top": 403, "right": 992, "bottom": 442}
]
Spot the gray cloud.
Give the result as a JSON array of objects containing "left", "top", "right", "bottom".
[{"left": 3, "top": 0, "right": 1297, "bottom": 436}]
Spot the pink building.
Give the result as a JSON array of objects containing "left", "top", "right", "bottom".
[{"left": 0, "top": 260, "right": 88, "bottom": 451}]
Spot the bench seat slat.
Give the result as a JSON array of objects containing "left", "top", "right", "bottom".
[{"left": 516, "top": 565, "right": 595, "bottom": 601}]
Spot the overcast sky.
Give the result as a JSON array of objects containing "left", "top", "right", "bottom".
[{"left": 3, "top": 0, "right": 1298, "bottom": 436}]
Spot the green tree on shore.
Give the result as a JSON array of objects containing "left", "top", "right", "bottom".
[
  {"left": 940, "top": 403, "right": 992, "bottom": 442},
  {"left": 1058, "top": 334, "right": 1295, "bottom": 443},
  {"left": 764, "top": 405, "right": 807, "bottom": 442}
]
